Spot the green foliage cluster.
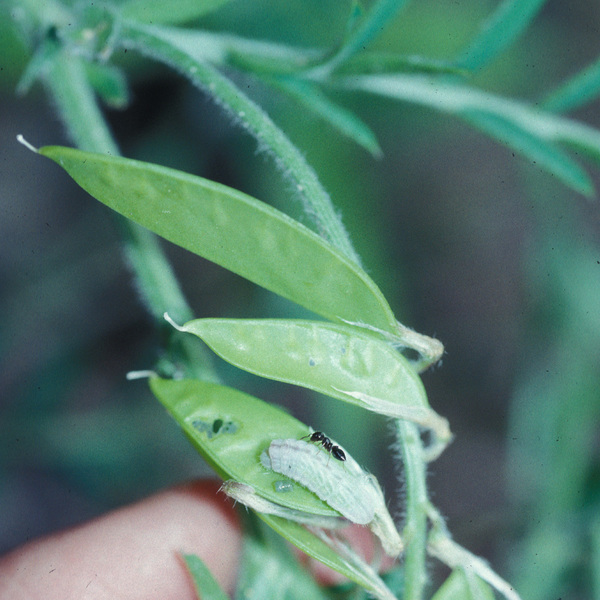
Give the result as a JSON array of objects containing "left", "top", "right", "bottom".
[{"left": 3, "top": 0, "right": 600, "bottom": 599}]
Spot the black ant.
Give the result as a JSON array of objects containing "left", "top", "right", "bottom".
[{"left": 301, "top": 431, "right": 346, "bottom": 462}]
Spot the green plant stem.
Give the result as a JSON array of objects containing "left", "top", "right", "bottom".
[
  {"left": 43, "top": 47, "right": 217, "bottom": 381},
  {"left": 396, "top": 419, "right": 428, "bottom": 600},
  {"left": 45, "top": 50, "right": 119, "bottom": 156},
  {"left": 119, "top": 21, "right": 362, "bottom": 266}
]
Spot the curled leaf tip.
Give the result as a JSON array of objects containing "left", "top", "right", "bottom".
[{"left": 16, "top": 135, "right": 39, "bottom": 153}]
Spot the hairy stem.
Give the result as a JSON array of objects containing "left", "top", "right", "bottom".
[
  {"left": 396, "top": 420, "right": 429, "bottom": 600},
  {"left": 43, "top": 47, "right": 217, "bottom": 381},
  {"left": 119, "top": 21, "right": 362, "bottom": 266}
]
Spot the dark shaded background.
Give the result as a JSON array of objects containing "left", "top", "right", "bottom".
[{"left": 2, "top": 1, "right": 600, "bottom": 598}]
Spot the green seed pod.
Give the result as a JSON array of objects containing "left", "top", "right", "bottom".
[
  {"left": 35, "top": 144, "right": 399, "bottom": 335},
  {"left": 176, "top": 317, "right": 451, "bottom": 446}
]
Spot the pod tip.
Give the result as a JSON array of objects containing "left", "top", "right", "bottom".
[{"left": 16, "top": 134, "right": 39, "bottom": 153}]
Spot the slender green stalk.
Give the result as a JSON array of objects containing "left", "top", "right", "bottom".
[
  {"left": 43, "top": 48, "right": 217, "bottom": 381},
  {"left": 396, "top": 420, "right": 429, "bottom": 600},
  {"left": 44, "top": 49, "right": 119, "bottom": 155}
]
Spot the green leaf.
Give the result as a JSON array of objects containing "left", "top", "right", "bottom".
[
  {"left": 543, "top": 55, "right": 600, "bottom": 113},
  {"left": 150, "top": 377, "right": 396, "bottom": 600},
  {"left": 428, "top": 532, "right": 522, "bottom": 600},
  {"left": 337, "top": 52, "right": 467, "bottom": 77},
  {"left": 37, "top": 145, "right": 398, "bottom": 333},
  {"left": 340, "top": 73, "right": 600, "bottom": 196},
  {"left": 118, "top": 21, "right": 362, "bottom": 264},
  {"left": 431, "top": 569, "right": 495, "bottom": 600},
  {"left": 235, "top": 518, "right": 328, "bottom": 600},
  {"left": 84, "top": 62, "right": 130, "bottom": 109},
  {"left": 120, "top": 0, "right": 232, "bottom": 25},
  {"left": 259, "top": 514, "right": 397, "bottom": 600},
  {"left": 454, "top": 0, "right": 550, "bottom": 71},
  {"left": 344, "top": 0, "right": 411, "bottom": 53},
  {"left": 266, "top": 76, "right": 382, "bottom": 157},
  {"left": 117, "top": 25, "right": 320, "bottom": 74},
  {"left": 178, "top": 318, "right": 450, "bottom": 440},
  {"left": 149, "top": 377, "right": 338, "bottom": 517},
  {"left": 464, "top": 110, "right": 594, "bottom": 197},
  {"left": 311, "top": 0, "right": 411, "bottom": 77},
  {"left": 16, "top": 35, "right": 60, "bottom": 95},
  {"left": 182, "top": 554, "right": 229, "bottom": 600}
]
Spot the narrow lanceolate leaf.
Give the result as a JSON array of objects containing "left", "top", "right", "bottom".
[
  {"left": 340, "top": 0, "right": 410, "bottom": 58},
  {"left": 118, "top": 26, "right": 320, "bottom": 76},
  {"left": 543, "top": 55, "right": 600, "bottom": 113},
  {"left": 178, "top": 318, "right": 451, "bottom": 444},
  {"left": 428, "top": 533, "right": 523, "bottom": 600},
  {"left": 259, "top": 514, "right": 397, "bottom": 600},
  {"left": 260, "top": 514, "right": 397, "bottom": 600},
  {"left": 431, "top": 569, "right": 495, "bottom": 600},
  {"left": 182, "top": 554, "right": 229, "bottom": 600},
  {"left": 465, "top": 110, "right": 594, "bottom": 197},
  {"left": 120, "top": 0, "right": 232, "bottom": 24},
  {"left": 150, "top": 378, "right": 396, "bottom": 600},
  {"left": 235, "top": 520, "right": 330, "bottom": 600},
  {"left": 337, "top": 52, "right": 466, "bottom": 77},
  {"left": 454, "top": 0, "right": 550, "bottom": 71},
  {"left": 37, "top": 145, "right": 398, "bottom": 334},
  {"left": 310, "top": 0, "right": 412, "bottom": 77},
  {"left": 340, "top": 74, "right": 600, "bottom": 197},
  {"left": 267, "top": 76, "right": 383, "bottom": 157}
]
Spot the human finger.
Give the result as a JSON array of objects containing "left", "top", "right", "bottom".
[{"left": 0, "top": 480, "right": 240, "bottom": 600}]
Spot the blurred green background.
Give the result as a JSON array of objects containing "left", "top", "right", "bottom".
[{"left": 1, "top": 1, "right": 600, "bottom": 598}]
